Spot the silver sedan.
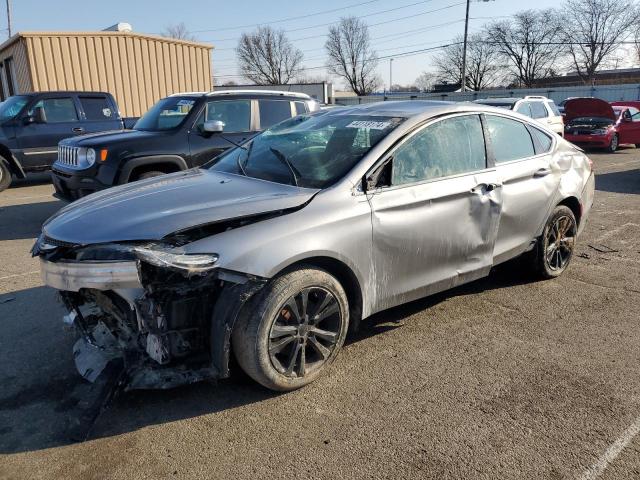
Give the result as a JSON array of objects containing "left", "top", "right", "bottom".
[{"left": 35, "top": 101, "right": 595, "bottom": 392}]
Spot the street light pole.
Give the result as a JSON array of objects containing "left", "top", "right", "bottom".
[
  {"left": 389, "top": 58, "right": 393, "bottom": 93},
  {"left": 460, "top": 0, "right": 470, "bottom": 93},
  {"left": 5, "top": 0, "right": 12, "bottom": 38}
]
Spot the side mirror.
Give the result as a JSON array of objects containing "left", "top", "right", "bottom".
[{"left": 202, "top": 120, "right": 225, "bottom": 134}]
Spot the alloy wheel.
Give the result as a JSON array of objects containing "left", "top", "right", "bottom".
[
  {"left": 545, "top": 215, "right": 576, "bottom": 271},
  {"left": 268, "top": 287, "right": 342, "bottom": 378}
]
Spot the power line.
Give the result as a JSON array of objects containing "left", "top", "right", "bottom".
[
  {"left": 187, "top": 0, "right": 384, "bottom": 34},
  {"left": 208, "top": 1, "right": 466, "bottom": 50}
]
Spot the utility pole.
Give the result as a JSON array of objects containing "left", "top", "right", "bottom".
[
  {"left": 460, "top": 0, "right": 471, "bottom": 93},
  {"left": 460, "top": 0, "right": 493, "bottom": 93},
  {"left": 389, "top": 58, "right": 393, "bottom": 93},
  {"left": 5, "top": 0, "right": 11, "bottom": 38}
]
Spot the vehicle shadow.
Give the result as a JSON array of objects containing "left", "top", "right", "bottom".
[
  {"left": 595, "top": 169, "right": 640, "bottom": 195},
  {"left": 0, "top": 200, "right": 63, "bottom": 241},
  {"left": 0, "top": 259, "right": 535, "bottom": 454}
]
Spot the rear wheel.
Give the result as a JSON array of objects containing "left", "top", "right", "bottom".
[
  {"left": 0, "top": 157, "right": 12, "bottom": 192},
  {"left": 232, "top": 267, "right": 349, "bottom": 391},
  {"left": 135, "top": 170, "right": 165, "bottom": 181},
  {"left": 607, "top": 134, "right": 619, "bottom": 153},
  {"left": 529, "top": 205, "right": 577, "bottom": 279}
]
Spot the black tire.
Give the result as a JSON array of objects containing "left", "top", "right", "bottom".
[
  {"left": 135, "top": 170, "right": 165, "bottom": 181},
  {"left": 607, "top": 134, "right": 619, "bottom": 153},
  {"left": 529, "top": 205, "right": 577, "bottom": 279},
  {"left": 0, "top": 157, "right": 12, "bottom": 192},
  {"left": 635, "top": 143, "right": 640, "bottom": 148},
  {"left": 232, "top": 267, "right": 349, "bottom": 391}
]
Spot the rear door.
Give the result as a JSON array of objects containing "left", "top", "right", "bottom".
[
  {"left": 15, "top": 95, "right": 83, "bottom": 168},
  {"left": 257, "top": 99, "right": 295, "bottom": 129},
  {"left": 487, "top": 114, "right": 561, "bottom": 263},
  {"left": 77, "top": 95, "right": 121, "bottom": 134},
  {"left": 188, "top": 98, "right": 256, "bottom": 167},
  {"left": 367, "top": 114, "right": 502, "bottom": 311}
]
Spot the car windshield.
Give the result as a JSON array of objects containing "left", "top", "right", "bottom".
[
  {"left": 209, "top": 113, "right": 405, "bottom": 189},
  {"left": 0, "top": 95, "right": 30, "bottom": 122},
  {"left": 134, "top": 96, "right": 197, "bottom": 131}
]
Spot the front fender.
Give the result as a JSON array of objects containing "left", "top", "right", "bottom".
[{"left": 117, "top": 155, "right": 188, "bottom": 183}]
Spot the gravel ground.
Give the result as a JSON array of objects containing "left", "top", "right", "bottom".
[{"left": 0, "top": 149, "right": 639, "bottom": 480}]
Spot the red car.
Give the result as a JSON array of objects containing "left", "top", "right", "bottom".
[{"left": 564, "top": 98, "right": 640, "bottom": 152}]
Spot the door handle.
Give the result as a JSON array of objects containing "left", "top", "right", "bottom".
[
  {"left": 72, "top": 127, "right": 85, "bottom": 133},
  {"left": 471, "top": 183, "right": 501, "bottom": 194},
  {"left": 534, "top": 167, "right": 552, "bottom": 177}
]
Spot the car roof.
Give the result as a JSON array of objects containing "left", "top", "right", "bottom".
[
  {"left": 169, "top": 90, "right": 313, "bottom": 100},
  {"left": 474, "top": 98, "right": 518, "bottom": 105}
]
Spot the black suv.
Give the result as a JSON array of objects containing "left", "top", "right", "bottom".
[
  {"left": 0, "top": 91, "right": 126, "bottom": 192},
  {"left": 51, "top": 90, "right": 319, "bottom": 201}
]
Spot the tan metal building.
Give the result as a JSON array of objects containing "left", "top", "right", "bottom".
[{"left": 0, "top": 31, "right": 213, "bottom": 116}]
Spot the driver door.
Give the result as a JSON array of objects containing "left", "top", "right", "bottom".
[
  {"left": 367, "top": 114, "right": 502, "bottom": 312},
  {"left": 188, "top": 99, "right": 257, "bottom": 167}
]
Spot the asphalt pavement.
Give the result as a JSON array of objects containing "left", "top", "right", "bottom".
[{"left": 1, "top": 150, "right": 639, "bottom": 479}]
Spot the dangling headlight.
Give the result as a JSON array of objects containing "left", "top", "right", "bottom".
[{"left": 134, "top": 246, "right": 219, "bottom": 272}]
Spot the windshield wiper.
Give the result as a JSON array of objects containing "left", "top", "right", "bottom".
[
  {"left": 236, "top": 140, "right": 253, "bottom": 177},
  {"left": 269, "top": 147, "right": 301, "bottom": 187}
]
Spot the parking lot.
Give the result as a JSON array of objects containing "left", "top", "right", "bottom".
[{"left": 0, "top": 148, "right": 639, "bottom": 479}]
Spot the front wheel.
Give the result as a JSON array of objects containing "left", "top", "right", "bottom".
[
  {"left": 232, "top": 267, "right": 349, "bottom": 391},
  {"left": 607, "top": 134, "right": 619, "bottom": 153},
  {"left": 0, "top": 157, "right": 12, "bottom": 192},
  {"left": 529, "top": 205, "right": 577, "bottom": 279},
  {"left": 135, "top": 170, "right": 165, "bottom": 181}
]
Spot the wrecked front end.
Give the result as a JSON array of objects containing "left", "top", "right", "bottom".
[{"left": 34, "top": 237, "right": 265, "bottom": 390}]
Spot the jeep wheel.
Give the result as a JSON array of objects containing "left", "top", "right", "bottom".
[
  {"left": 529, "top": 205, "right": 577, "bottom": 279},
  {"left": 232, "top": 267, "right": 349, "bottom": 391},
  {"left": 0, "top": 157, "right": 12, "bottom": 192}
]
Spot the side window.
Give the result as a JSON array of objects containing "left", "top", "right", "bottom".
[
  {"left": 294, "top": 101, "right": 308, "bottom": 116},
  {"left": 259, "top": 99, "right": 292, "bottom": 128},
  {"left": 515, "top": 102, "right": 532, "bottom": 117},
  {"left": 29, "top": 97, "right": 78, "bottom": 123},
  {"left": 530, "top": 101, "right": 548, "bottom": 119},
  {"left": 529, "top": 126, "right": 553, "bottom": 154},
  {"left": 392, "top": 115, "right": 486, "bottom": 186},
  {"left": 197, "top": 99, "right": 251, "bottom": 132},
  {"left": 629, "top": 107, "right": 640, "bottom": 122},
  {"left": 80, "top": 96, "right": 114, "bottom": 121},
  {"left": 486, "top": 115, "right": 535, "bottom": 163}
]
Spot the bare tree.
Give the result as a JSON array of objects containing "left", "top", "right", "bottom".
[
  {"left": 485, "top": 10, "right": 563, "bottom": 87},
  {"left": 415, "top": 71, "right": 436, "bottom": 92},
  {"left": 162, "top": 22, "right": 196, "bottom": 41},
  {"left": 325, "top": 16, "right": 381, "bottom": 96},
  {"left": 236, "top": 26, "right": 303, "bottom": 85},
  {"left": 433, "top": 34, "right": 500, "bottom": 91},
  {"left": 561, "top": 0, "right": 640, "bottom": 85}
]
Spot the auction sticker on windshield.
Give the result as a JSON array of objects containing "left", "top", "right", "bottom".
[{"left": 346, "top": 120, "right": 392, "bottom": 130}]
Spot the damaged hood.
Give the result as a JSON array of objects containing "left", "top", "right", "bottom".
[
  {"left": 44, "top": 169, "right": 319, "bottom": 244},
  {"left": 564, "top": 98, "right": 617, "bottom": 122}
]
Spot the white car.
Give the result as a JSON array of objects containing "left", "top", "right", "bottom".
[{"left": 474, "top": 96, "right": 564, "bottom": 136}]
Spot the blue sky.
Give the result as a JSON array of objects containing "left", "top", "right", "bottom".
[{"left": 7, "top": 0, "right": 562, "bottom": 89}]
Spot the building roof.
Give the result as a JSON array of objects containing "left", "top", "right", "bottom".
[{"left": 0, "top": 30, "right": 213, "bottom": 52}]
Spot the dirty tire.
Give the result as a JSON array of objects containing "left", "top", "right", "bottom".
[
  {"left": 607, "top": 134, "right": 618, "bottom": 153},
  {"left": 529, "top": 205, "right": 577, "bottom": 280},
  {"left": 232, "top": 267, "right": 349, "bottom": 391},
  {"left": 135, "top": 170, "right": 165, "bottom": 181},
  {"left": 0, "top": 157, "right": 12, "bottom": 192}
]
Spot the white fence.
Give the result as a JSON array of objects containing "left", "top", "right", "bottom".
[{"left": 337, "top": 83, "right": 640, "bottom": 105}]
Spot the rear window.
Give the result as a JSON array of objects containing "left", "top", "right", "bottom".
[
  {"left": 80, "top": 96, "right": 114, "bottom": 121},
  {"left": 530, "top": 102, "right": 548, "bottom": 119},
  {"left": 259, "top": 99, "right": 292, "bottom": 128},
  {"left": 486, "top": 115, "right": 535, "bottom": 163},
  {"left": 547, "top": 100, "right": 561, "bottom": 116}
]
